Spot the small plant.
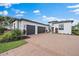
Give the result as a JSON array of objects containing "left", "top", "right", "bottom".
[
  {"left": 11, "top": 29, "right": 22, "bottom": 37},
  {"left": 11, "top": 29, "right": 22, "bottom": 40}
]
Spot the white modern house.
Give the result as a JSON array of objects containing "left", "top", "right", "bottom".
[
  {"left": 48, "top": 20, "right": 73, "bottom": 34},
  {"left": 12, "top": 18, "right": 73, "bottom": 35},
  {"left": 12, "top": 18, "right": 49, "bottom": 35}
]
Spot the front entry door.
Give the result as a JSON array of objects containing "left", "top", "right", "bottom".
[
  {"left": 52, "top": 27, "right": 54, "bottom": 33},
  {"left": 55, "top": 28, "right": 58, "bottom": 33}
]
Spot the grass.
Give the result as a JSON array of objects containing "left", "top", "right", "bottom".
[{"left": 0, "top": 40, "right": 26, "bottom": 53}]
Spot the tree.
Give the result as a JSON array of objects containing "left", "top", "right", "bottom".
[
  {"left": 72, "top": 22, "right": 79, "bottom": 35},
  {"left": 0, "top": 16, "right": 15, "bottom": 29},
  {"left": 76, "top": 23, "right": 79, "bottom": 30}
]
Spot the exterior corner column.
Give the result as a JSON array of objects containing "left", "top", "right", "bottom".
[{"left": 35, "top": 26, "right": 38, "bottom": 34}]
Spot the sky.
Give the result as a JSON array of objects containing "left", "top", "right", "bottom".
[{"left": 0, "top": 3, "right": 79, "bottom": 25}]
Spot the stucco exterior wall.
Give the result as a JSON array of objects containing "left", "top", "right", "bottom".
[{"left": 49, "top": 22, "right": 72, "bottom": 34}]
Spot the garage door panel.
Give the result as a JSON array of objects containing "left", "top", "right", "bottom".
[
  {"left": 27, "top": 25, "right": 35, "bottom": 35},
  {"left": 38, "top": 26, "right": 45, "bottom": 33}
]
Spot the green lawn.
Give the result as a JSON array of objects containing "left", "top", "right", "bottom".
[{"left": 0, "top": 40, "right": 26, "bottom": 53}]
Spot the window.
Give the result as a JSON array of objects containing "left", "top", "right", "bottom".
[{"left": 59, "top": 24, "right": 64, "bottom": 30}]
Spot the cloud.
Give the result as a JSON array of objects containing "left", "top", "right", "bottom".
[
  {"left": 15, "top": 14, "right": 23, "bottom": 17},
  {"left": 69, "top": 9, "right": 79, "bottom": 14},
  {"left": 20, "top": 11, "right": 25, "bottom": 13},
  {"left": 42, "top": 16, "right": 56, "bottom": 21},
  {"left": 15, "top": 10, "right": 25, "bottom": 14},
  {"left": 0, "top": 10, "right": 8, "bottom": 16},
  {"left": 65, "top": 18, "right": 79, "bottom": 26},
  {"left": 72, "top": 19, "right": 79, "bottom": 26},
  {"left": 67, "top": 4, "right": 79, "bottom": 8},
  {"left": 12, "top": 8, "right": 25, "bottom": 14},
  {"left": 0, "top": 3, "right": 20, "bottom": 8},
  {"left": 12, "top": 8, "right": 26, "bottom": 17},
  {"left": 42, "top": 15, "right": 67, "bottom": 21},
  {"left": 0, "top": 3, "right": 12, "bottom": 8},
  {"left": 67, "top": 4, "right": 79, "bottom": 14},
  {"left": 33, "top": 10, "right": 41, "bottom": 15},
  {"left": 42, "top": 15, "right": 79, "bottom": 26},
  {"left": 71, "top": 9, "right": 79, "bottom": 12}
]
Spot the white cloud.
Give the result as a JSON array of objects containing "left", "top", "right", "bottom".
[
  {"left": 72, "top": 19, "right": 79, "bottom": 26},
  {"left": 15, "top": 14, "right": 23, "bottom": 17},
  {"left": 0, "top": 3, "right": 20, "bottom": 8},
  {"left": 67, "top": 4, "right": 79, "bottom": 14},
  {"left": 42, "top": 15, "right": 67, "bottom": 21},
  {"left": 42, "top": 15, "right": 47, "bottom": 18},
  {"left": 0, "top": 3, "right": 12, "bottom": 8},
  {"left": 67, "top": 4, "right": 79, "bottom": 8},
  {"left": 16, "top": 10, "right": 25, "bottom": 14},
  {"left": 0, "top": 10, "right": 8, "bottom": 16},
  {"left": 65, "top": 18, "right": 79, "bottom": 26},
  {"left": 71, "top": 9, "right": 79, "bottom": 12},
  {"left": 15, "top": 13, "right": 24, "bottom": 17},
  {"left": 12, "top": 8, "right": 25, "bottom": 14},
  {"left": 42, "top": 15, "right": 79, "bottom": 26},
  {"left": 42, "top": 16, "right": 56, "bottom": 21},
  {"left": 3, "top": 10, "right": 8, "bottom": 15},
  {"left": 20, "top": 11, "right": 25, "bottom": 13},
  {"left": 12, "top": 8, "right": 26, "bottom": 17},
  {"left": 33, "top": 10, "right": 40, "bottom": 15},
  {"left": 69, "top": 9, "right": 79, "bottom": 14}
]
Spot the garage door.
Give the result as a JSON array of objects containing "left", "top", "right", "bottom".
[
  {"left": 27, "top": 25, "right": 35, "bottom": 35},
  {"left": 38, "top": 26, "right": 46, "bottom": 33}
]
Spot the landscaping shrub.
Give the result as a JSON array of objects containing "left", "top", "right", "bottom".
[
  {"left": 72, "top": 29, "right": 79, "bottom": 35},
  {"left": 0, "top": 29, "right": 22, "bottom": 43},
  {"left": 11, "top": 29, "right": 22, "bottom": 40},
  {"left": 0, "top": 32, "right": 12, "bottom": 42},
  {"left": 11, "top": 29, "right": 22, "bottom": 37}
]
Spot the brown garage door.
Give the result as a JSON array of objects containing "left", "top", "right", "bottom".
[{"left": 38, "top": 26, "right": 46, "bottom": 34}]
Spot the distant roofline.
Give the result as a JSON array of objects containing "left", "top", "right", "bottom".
[
  {"left": 15, "top": 18, "right": 49, "bottom": 26},
  {"left": 48, "top": 20, "right": 73, "bottom": 23}
]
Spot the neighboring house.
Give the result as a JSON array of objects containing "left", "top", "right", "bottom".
[
  {"left": 48, "top": 20, "right": 73, "bottom": 34},
  {"left": 12, "top": 18, "right": 49, "bottom": 35}
]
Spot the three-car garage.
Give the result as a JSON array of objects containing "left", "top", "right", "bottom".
[
  {"left": 26, "top": 25, "right": 47, "bottom": 35},
  {"left": 13, "top": 19, "right": 49, "bottom": 35}
]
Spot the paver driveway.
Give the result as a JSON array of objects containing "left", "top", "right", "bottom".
[{"left": 0, "top": 33, "right": 79, "bottom": 56}]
